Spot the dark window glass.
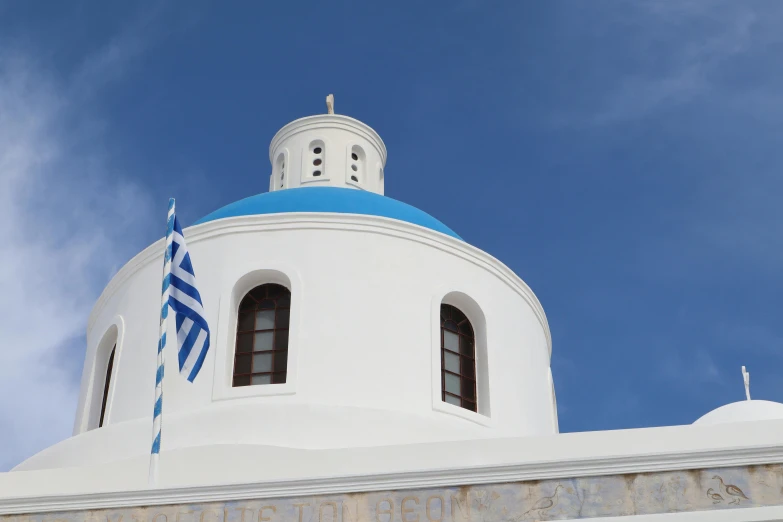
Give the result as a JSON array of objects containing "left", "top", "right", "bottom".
[
  {"left": 233, "top": 284, "right": 291, "bottom": 387},
  {"left": 440, "top": 304, "right": 477, "bottom": 412},
  {"left": 237, "top": 312, "right": 254, "bottom": 332},
  {"left": 99, "top": 345, "right": 116, "bottom": 427},
  {"left": 233, "top": 375, "right": 250, "bottom": 387}
]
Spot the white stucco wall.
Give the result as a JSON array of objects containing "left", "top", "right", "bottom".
[{"left": 15, "top": 212, "right": 553, "bottom": 472}]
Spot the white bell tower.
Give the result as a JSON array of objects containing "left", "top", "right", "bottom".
[{"left": 268, "top": 95, "right": 387, "bottom": 195}]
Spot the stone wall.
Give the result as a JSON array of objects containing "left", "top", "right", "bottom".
[{"left": 4, "top": 464, "right": 783, "bottom": 521}]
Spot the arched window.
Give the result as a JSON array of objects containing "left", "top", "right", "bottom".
[
  {"left": 440, "top": 304, "right": 477, "bottom": 412},
  {"left": 99, "top": 345, "right": 116, "bottom": 427},
  {"left": 233, "top": 283, "right": 290, "bottom": 386}
]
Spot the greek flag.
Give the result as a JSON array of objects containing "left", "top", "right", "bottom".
[
  {"left": 167, "top": 215, "right": 211, "bottom": 381},
  {"left": 150, "top": 199, "right": 209, "bottom": 485}
]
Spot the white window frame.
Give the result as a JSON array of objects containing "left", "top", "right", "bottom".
[
  {"left": 211, "top": 265, "right": 302, "bottom": 401},
  {"left": 430, "top": 289, "right": 493, "bottom": 427}
]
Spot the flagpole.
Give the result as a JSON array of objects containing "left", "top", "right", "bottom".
[{"left": 149, "top": 198, "right": 175, "bottom": 487}]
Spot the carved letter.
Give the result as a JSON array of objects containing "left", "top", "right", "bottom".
[
  {"left": 341, "top": 501, "right": 359, "bottom": 522},
  {"left": 450, "top": 495, "right": 470, "bottom": 522},
  {"left": 375, "top": 499, "right": 393, "bottom": 522},
  {"left": 426, "top": 497, "right": 443, "bottom": 522},
  {"left": 401, "top": 497, "right": 420, "bottom": 522},
  {"left": 319, "top": 503, "right": 338, "bottom": 522},
  {"left": 258, "top": 507, "right": 276, "bottom": 522},
  {"left": 293, "top": 504, "right": 310, "bottom": 522},
  {"left": 152, "top": 515, "right": 168, "bottom": 522},
  {"left": 237, "top": 509, "right": 254, "bottom": 522}
]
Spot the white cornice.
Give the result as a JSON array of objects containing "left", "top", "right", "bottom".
[
  {"left": 86, "top": 213, "right": 552, "bottom": 356},
  {"left": 269, "top": 114, "right": 387, "bottom": 164},
  {"left": 2, "top": 443, "right": 783, "bottom": 514}
]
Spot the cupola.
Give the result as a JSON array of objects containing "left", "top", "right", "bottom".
[{"left": 268, "top": 95, "right": 387, "bottom": 195}]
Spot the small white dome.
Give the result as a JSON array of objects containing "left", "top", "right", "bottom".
[{"left": 693, "top": 400, "right": 783, "bottom": 426}]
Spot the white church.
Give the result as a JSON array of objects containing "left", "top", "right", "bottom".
[{"left": 2, "top": 101, "right": 783, "bottom": 522}]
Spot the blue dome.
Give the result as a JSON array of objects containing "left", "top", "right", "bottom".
[{"left": 194, "top": 187, "right": 461, "bottom": 240}]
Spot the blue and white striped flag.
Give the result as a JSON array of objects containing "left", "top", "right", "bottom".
[
  {"left": 150, "top": 198, "right": 210, "bottom": 486},
  {"left": 168, "top": 215, "right": 211, "bottom": 381}
]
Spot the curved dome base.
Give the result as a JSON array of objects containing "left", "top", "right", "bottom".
[
  {"left": 16, "top": 403, "right": 504, "bottom": 472},
  {"left": 693, "top": 400, "right": 783, "bottom": 426}
]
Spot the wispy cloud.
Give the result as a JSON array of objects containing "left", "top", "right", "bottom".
[
  {"left": 574, "top": 2, "right": 783, "bottom": 276},
  {"left": 660, "top": 348, "right": 722, "bottom": 387},
  {"left": 69, "top": 4, "right": 170, "bottom": 101},
  {"left": 555, "top": 1, "right": 783, "bottom": 126},
  {"left": 0, "top": 35, "right": 154, "bottom": 469},
  {"left": 595, "top": 9, "right": 740, "bottom": 123}
]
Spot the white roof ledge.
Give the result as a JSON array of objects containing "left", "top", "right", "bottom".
[{"left": 2, "top": 419, "right": 783, "bottom": 514}]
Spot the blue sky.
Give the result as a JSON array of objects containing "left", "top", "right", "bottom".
[{"left": 1, "top": 1, "right": 782, "bottom": 469}]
